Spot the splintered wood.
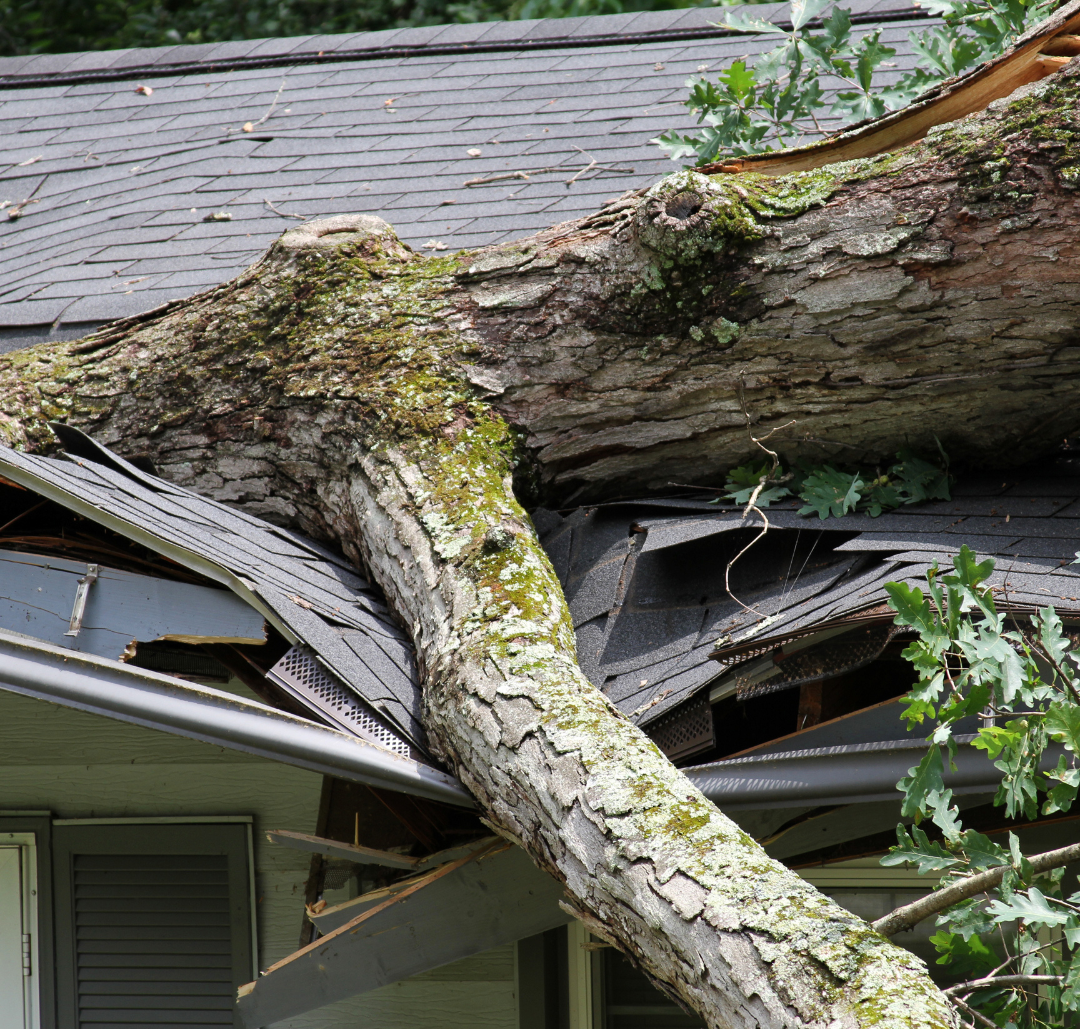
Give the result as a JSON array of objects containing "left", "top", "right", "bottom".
[{"left": 702, "top": 6, "right": 1080, "bottom": 177}]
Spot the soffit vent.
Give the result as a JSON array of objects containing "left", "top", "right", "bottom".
[
  {"left": 267, "top": 645, "right": 412, "bottom": 758},
  {"left": 646, "top": 692, "right": 714, "bottom": 763}
]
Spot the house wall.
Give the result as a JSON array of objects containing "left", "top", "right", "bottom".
[{"left": 0, "top": 687, "right": 517, "bottom": 1029}]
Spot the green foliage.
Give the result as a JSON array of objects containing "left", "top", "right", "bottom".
[
  {"left": 797, "top": 465, "right": 866, "bottom": 518},
  {"left": 930, "top": 928, "right": 998, "bottom": 981},
  {"left": 883, "top": 546, "right": 1080, "bottom": 1026},
  {"left": 656, "top": 0, "right": 1056, "bottom": 165},
  {"left": 722, "top": 460, "right": 794, "bottom": 506},
  {"left": 716, "top": 447, "right": 951, "bottom": 519}
]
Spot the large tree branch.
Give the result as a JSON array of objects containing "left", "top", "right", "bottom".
[
  {"left": 6, "top": 52, "right": 1080, "bottom": 1029},
  {"left": 873, "top": 841, "right": 1080, "bottom": 937}
]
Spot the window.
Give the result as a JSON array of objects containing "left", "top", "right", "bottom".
[
  {"left": 799, "top": 858, "right": 946, "bottom": 980},
  {"left": 519, "top": 925, "right": 704, "bottom": 1029},
  {"left": 52, "top": 823, "right": 253, "bottom": 1029},
  {"left": 596, "top": 945, "right": 703, "bottom": 1029}
]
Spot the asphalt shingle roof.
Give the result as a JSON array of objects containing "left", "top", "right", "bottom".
[
  {"left": 0, "top": 430, "right": 427, "bottom": 757},
  {"left": 537, "top": 463, "right": 1080, "bottom": 729},
  {"left": 0, "top": 1, "right": 934, "bottom": 337}
]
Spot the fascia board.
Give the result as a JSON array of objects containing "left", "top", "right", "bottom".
[{"left": 0, "top": 455, "right": 299, "bottom": 645}]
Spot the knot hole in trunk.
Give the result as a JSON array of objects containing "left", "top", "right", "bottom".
[
  {"left": 666, "top": 192, "right": 703, "bottom": 221},
  {"left": 636, "top": 186, "right": 723, "bottom": 257}
]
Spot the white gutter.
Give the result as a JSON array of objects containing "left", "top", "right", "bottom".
[{"left": 0, "top": 629, "right": 472, "bottom": 808}]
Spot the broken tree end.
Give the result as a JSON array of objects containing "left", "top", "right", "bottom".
[{"left": 700, "top": 1, "right": 1080, "bottom": 178}]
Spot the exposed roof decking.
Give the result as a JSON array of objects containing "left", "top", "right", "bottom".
[
  {"left": 0, "top": 437, "right": 426, "bottom": 752},
  {"left": 538, "top": 463, "right": 1080, "bottom": 729}
]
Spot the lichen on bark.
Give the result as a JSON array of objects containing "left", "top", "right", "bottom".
[{"left": 6, "top": 66, "right": 1080, "bottom": 1027}]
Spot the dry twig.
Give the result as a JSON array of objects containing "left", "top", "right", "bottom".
[
  {"left": 723, "top": 383, "right": 796, "bottom": 617},
  {"left": 264, "top": 198, "right": 305, "bottom": 220},
  {"left": 464, "top": 154, "right": 634, "bottom": 188},
  {"left": 5, "top": 175, "right": 47, "bottom": 221},
  {"left": 234, "top": 78, "right": 286, "bottom": 134}
]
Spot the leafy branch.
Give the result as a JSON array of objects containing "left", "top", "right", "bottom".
[
  {"left": 714, "top": 443, "right": 951, "bottom": 519},
  {"left": 655, "top": 0, "right": 1057, "bottom": 165},
  {"left": 876, "top": 546, "right": 1080, "bottom": 1026}
]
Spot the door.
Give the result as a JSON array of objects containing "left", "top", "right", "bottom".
[{"left": 0, "top": 836, "right": 39, "bottom": 1029}]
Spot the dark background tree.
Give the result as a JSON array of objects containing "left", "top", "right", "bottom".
[{"left": 0, "top": 0, "right": 722, "bottom": 57}]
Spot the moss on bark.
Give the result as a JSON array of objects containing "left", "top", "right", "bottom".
[{"left": 6, "top": 70, "right": 1080, "bottom": 1025}]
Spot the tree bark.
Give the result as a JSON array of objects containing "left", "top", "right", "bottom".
[{"left": 8, "top": 59, "right": 1080, "bottom": 1029}]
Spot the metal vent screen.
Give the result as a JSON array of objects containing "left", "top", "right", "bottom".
[
  {"left": 267, "top": 645, "right": 411, "bottom": 757},
  {"left": 736, "top": 623, "right": 898, "bottom": 701},
  {"left": 646, "top": 693, "right": 714, "bottom": 763}
]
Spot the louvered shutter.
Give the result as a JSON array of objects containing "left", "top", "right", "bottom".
[{"left": 53, "top": 824, "right": 252, "bottom": 1029}]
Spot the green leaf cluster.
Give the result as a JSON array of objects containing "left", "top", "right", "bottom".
[
  {"left": 882, "top": 546, "right": 1080, "bottom": 1026},
  {"left": 715, "top": 447, "right": 951, "bottom": 519},
  {"left": 656, "top": 0, "right": 1055, "bottom": 166}
]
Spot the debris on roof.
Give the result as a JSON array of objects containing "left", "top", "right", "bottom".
[
  {"left": 0, "top": 1, "right": 936, "bottom": 336},
  {"left": 536, "top": 458, "right": 1080, "bottom": 769}
]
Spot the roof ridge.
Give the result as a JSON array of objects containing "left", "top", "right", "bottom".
[{"left": 0, "top": 2, "right": 926, "bottom": 90}]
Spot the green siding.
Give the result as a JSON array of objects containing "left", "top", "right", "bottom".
[{"left": 0, "top": 689, "right": 517, "bottom": 1029}]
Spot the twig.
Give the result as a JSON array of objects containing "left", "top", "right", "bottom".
[
  {"left": 630, "top": 689, "right": 672, "bottom": 720},
  {"left": 565, "top": 158, "right": 598, "bottom": 186},
  {"left": 564, "top": 145, "right": 600, "bottom": 187},
  {"left": 464, "top": 160, "right": 634, "bottom": 188},
  {"left": 872, "top": 840, "right": 1080, "bottom": 936},
  {"left": 723, "top": 383, "right": 796, "bottom": 616},
  {"left": 233, "top": 78, "right": 285, "bottom": 134},
  {"left": 6, "top": 174, "right": 47, "bottom": 221},
  {"left": 264, "top": 198, "right": 305, "bottom": 221},
  {"left": 950, "top": 996, "right": 1000, "bottom": 1029},
  {"left": 250, "top": 78, "right": 285, "bottom": 129},
  {"left": 945, "top": 975, "right": 1062, "bottom": 997},
  {"left": 464, "top": 167, "right": 564, "bottom": 186},
  {"left": 1027, "top": 633, "right": 1080, "bottom": 706},
  {"left": 668, "top": 482, "right": 727, "bottom": 494}
]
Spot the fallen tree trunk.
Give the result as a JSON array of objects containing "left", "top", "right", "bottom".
[{"left": 7, "top": 49, "right": 1080, "bottom": 1029}]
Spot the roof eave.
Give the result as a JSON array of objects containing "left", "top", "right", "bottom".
[{"left": 0, "top": 627, "right": 472, "bottom": 807}]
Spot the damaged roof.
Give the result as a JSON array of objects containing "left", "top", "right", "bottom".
[
  {"left": 0, "top": 427, "right": 426, "bottom": 756},
  {"left": 0, "top": 0, "right": 937, "bottom": 343},
  {"left": 536, "top": 462, "right": 1080, "bottom": 731},
  {"left": 4, "top": 429, "right": 1075, "bottom": 812}
]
